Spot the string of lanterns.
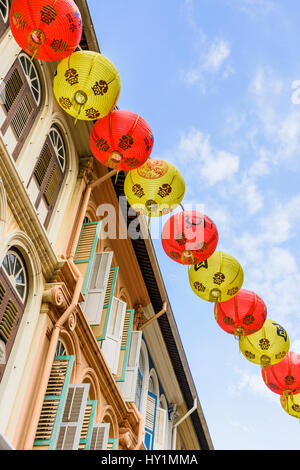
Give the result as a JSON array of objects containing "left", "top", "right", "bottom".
[{"left": 9, "top": 0, "right": 300, "bottom": 421}]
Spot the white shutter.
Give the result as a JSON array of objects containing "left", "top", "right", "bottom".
[
  {"left": 154, "top": 408, "right": 168, "bottom": 450},
  {"left": 100, "top": 297, "right": 126, "bottom": 375},
  {"left": 82, "top": 252, "right": 113, "bottom": 325},
  {"left": 117, "top": 331, "right": 142, "bottom": 402},
  {"left": 55, "top": 384, "right": 89, "bottom": 450},
  {"left": 90, "top": 423, "right": 110, "bottom": 450}
]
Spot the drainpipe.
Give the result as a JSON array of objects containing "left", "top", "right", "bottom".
[
  {"left": 138, "top": 301, "right": 167, "bottom": 330},
  {"left": 171, "top": 398, "right": 197, "bottom": 450},
  {"left": 23, "top": 168, "right": 117, "bottom": 450}
]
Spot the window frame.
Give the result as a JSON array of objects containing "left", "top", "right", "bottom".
[
  {"left": 0, "top": 52, "right": 42, "bottom": 160},
  {"left": 0, "top": 247, "right": 27, "bottom": 381},
  {"left": 0, "top": 0, "right": 10, "bottom": 37},
  {"left": 27, "top": 124, "right": 66, "bottom": 229}
]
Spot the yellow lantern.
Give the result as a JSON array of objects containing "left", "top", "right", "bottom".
[
  {"left": 280, "top": 392, "right": 300, "bottom": 419},
  {"left": 188, "top": 251, "right": 244, "bottom": 302},
  {"left": 239, "top": 318, "right": 290, "bottom": 368},
  {"left": 53, "top": 50, "right": 121, "bottom": 122},
  {"left": 124, "top": 159, "right": 185, "bottom": 222}
]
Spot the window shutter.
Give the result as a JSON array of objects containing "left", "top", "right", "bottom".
[
  {"left": 114, "top": 308, "right": 134, "bottom": 382},
  {"left": 34, "top": 355, "right": 75, "bottom": 449},
  {"left": 0, "top": 271, "right": 24, "bottom": 382},
  {"left": 0, "top": 56, "right": 40, "bottom": 160},
  {"left": 74, "top": 222, "right": 102, "bottom": 294},
  {"left": 91, "top": 266, "right": 118, "bottom": 341},
  {"left": 55, "top": 383, "right": 89, "bottom": 450},
  {"left": 117, "top": 331, "right": 142, "bottom": 402},
  {"left": 107, "top": 438, "right": 118, "bottom": 450},
  {"left": 100, "top": 297, "right": 126, "bottom": 375},
  {"left": 144, "top": 391, "right": 158, "bottom": 450},
  {"left": 82, "top": 251, "right": 113, "bottom": 326},
  {"left": 154, "top": 408, "right": 168, "bottom": 450},
  {"left": 78, "top": 400, "right": 97, "bottom": 450},
  {"left": 90, "top": 423, "right": 110, "bottom": 450}
]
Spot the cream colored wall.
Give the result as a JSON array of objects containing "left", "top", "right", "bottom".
[
  {"left": 0, "top": 29, "right": 82, "bottom": 443},
  {"left": 0, "top": 214, "right": 44, "bottom": 439}
]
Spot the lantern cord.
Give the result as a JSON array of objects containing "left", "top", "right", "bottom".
[{"left": 180, "top": 203, "right": 185, "bottom": 211}]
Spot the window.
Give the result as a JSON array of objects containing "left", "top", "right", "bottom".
[
  {"left": 2, "top": 249, "right": 28, "bottom": 301},
  {"left": 56, "top": 340, "right": 67, "bottom": 357},
  {"left": 0, "top": 0, "right": 9, "bottom": 37},
  {"left": 0, "top": 247, "right": 28, "bottom": 381},
  {"left": 0, "top": 52, "right": 41, "bottom": 159},
  {"left": 27, "top": 124, "right": 66, "bottom": 229}
]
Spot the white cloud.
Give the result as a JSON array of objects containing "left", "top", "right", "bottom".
[
  {"left": 203, "top": 39, "right": 231, "bottom": 72},
  {"left": 184, "top": 39, "right": 232, "bottom": 89},
  {"left": 174, "top": 128, "right": 240, "bottom": 186},
  {"left": 228, "top": 0, "right": 275, "bottom": 17}
]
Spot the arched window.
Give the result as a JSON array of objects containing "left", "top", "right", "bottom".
[
  {"left": 55, "top": 340, "right": 67, "bottom": 357},
  {"left": 0, "top": 52, "right": 42, "bottom": 160},
  {"left": 0, "top": 247, "right": 28, "bottom": 381},
  {"left": 0, "top": 0, "right": 9, "bottom": 37},
  {"left": 27, "top": 124, "right": 67, "bottom": 229}
]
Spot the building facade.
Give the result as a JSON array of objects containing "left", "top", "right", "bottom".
[{"left": 0, "top": 0, "right": 213, "bottom": 451}]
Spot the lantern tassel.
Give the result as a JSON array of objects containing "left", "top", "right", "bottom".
[
  {"left": 30, "top": 48, "right": 39, "bottom": 63},
  {"left": 115, "top": 169, "right": 120, "bottom": 184},
  {"left": 263, "top": 365, "right": 268, "bottom": 383}
]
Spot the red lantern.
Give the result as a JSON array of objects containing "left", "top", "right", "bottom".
[
  {"left": 214, "top": 289, "right": 267, "bottom": 337},
  {"left": 90, "top": 109, "right": 154, "bottom": 171},
  {"left": 10, "top": 0, "right": 82, "bottom": 61},
  {"left": 262, "top": 351, "right": 300, "bottom": 396},
  {"left": 161, "top": 210, "right": 218, "bottom": 265}
]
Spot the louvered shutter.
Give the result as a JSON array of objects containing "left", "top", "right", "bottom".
[
  {"left": 100, "top": 297, "right": 126, "bottom": 375},
  {"left": 55, "top": 384, "right": 89, "bottom": 450},
  {"left": 0, "top": 58, "right": 40, "bottom": 160},
  {"left": 0, "top": 271, "right": 24, "bottom": 381},
  {"left": 91, "top": 266, "right": 118, "bottom": 341},
  {"left": 34, "top": 355, "right": 75, "bottom": 449},
  {"left": 90, "top": 423, "right": 110, "bottom": 450},
  {"left": 117, "top": 331, "right": 142, "bottom": 402},
  {"left": 82, "top": 251, "right": 113, "bottom": 326},
  {"left": 78, "top": 400, "right": 97, "bottom": 450},
  {"left": 144, "top": 392, "right": 158, "bottom": 450},
  {"left": 154, "top": 408, "right": 168, "bottom": 450},
  {"left": 74, "top": 222, "right": 102, "bottom": 294},
  {"left": 114, "top": 309, "right": 134, "bottom": 382}
]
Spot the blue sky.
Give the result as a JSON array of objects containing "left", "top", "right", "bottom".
[{"left": 88, "top": 0, "right": 300, "bottom": 450}]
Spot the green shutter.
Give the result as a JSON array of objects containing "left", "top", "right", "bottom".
[
  {"left": 79, "top": 400, "right": 97, "bottom": 450},
  {"left": 92, "top": 266, "right": 118, "bottom": 342},
  {"left": 114, "top": 309, "right": 134, "bottom": 382},
  {"left": 108, "top": 438, "right": 118, "bottom": 450},
  {"left": 74, "top": 222, "right": 101, "bottom": 295},
  {"left": 34, "top": 355, "right": 75, "bottom": 449}
]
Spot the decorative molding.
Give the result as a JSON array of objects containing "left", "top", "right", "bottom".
[
  {"left": 119, "top": 427, "right": 137, "bottom": 450},
  {"left": 42, "top": 283, "right": 68, "bottom": 310}
]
